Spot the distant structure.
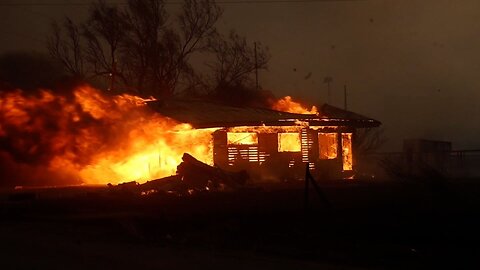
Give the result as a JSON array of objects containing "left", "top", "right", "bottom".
[{"left": 403, "top": 139, "right": 452, "bottom": 177}]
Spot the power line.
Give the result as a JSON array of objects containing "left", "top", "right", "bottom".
[
  {"left": 218, "top": 0, "right": 361, "bottom": 2},
  {"left": 215, "top": 0, "right": 362, "bottom": 4},
  {"left": 0, "top": 0, "right": 362, "bottom": 7}
]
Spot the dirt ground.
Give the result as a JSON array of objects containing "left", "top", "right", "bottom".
[{"left": 0, "top": 179, "right": 479, "bottom": 269}]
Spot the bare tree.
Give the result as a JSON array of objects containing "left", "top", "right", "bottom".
[
  {"left": 48, "top": 0, "right": 228, "bottom": 98},
  {"left": 82, "top": 0, "right": 127, "bottom": 91},
  {"left": 207, "top": 31, "right": 269, "bottom": 92},
  {"left": 176, "top": 0, "right": 222, "bottom": 69},
  {"left": 120, "top": 0, "right": 169, "bottom": 95},
  {"left": 353, "top": 127, "right": 387, "bottom": 157},
  {"left": 126, "top": 0, "right": 222, "bottom": 97},
  {"left": 47, "top": 18, "right": 84, "bottom": 77}
]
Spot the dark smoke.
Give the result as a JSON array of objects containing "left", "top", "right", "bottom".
[{"left": 0, "top": 52, "right": 67, "bottom": 92}]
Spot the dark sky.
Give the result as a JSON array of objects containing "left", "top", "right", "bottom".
[{"left": 1, "top": 0, "right": 480, "bottom": 151}]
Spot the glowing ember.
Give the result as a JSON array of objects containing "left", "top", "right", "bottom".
[
  {"left": 278, "top": 133, "right": 301, "bottom": 152},
  {"left": 0, "top": 85, "right": 216, "bottom": 185},
  {"left": 342, "top": 133, "right": 353, "bottom": 171},
  {"left": 228, "top": 126, "right": 302, "bottom": 134},
  {"left": 227, "top": 132, "right": 258, "bottom": 145},
  {"left": 271, "top": 96, "right": 318, "bottom": 115}
]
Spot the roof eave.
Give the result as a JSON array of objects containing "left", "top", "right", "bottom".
[{"left": 190, "top": 119, "right": 382, "bottom": 129}]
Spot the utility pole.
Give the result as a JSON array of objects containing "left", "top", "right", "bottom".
[
  {"left": 327, "top": 82, "right": 331, "bottom": 104},
  {"left": 323, "top": 76, "right": 333, "bottom": 104},
  {"left": 254, "top": 42, "right": 259, "bottom": 91},
  {"left": 344, "top": 84, "right": 348, "bottom": 110}
]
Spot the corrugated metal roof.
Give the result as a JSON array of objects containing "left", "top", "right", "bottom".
[{"left": 147, "top": 100, "right": 381, "bottom": 128}]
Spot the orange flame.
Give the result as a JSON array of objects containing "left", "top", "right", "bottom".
[
  {"left": 0, "top": 85, "right": 216, "bottom": 185},
  {"left": 278, "top": 133, "right": 301, "bottom": 152},
  {"left": 318, "top": 133, "right": 338, "bottom": 159},
  {"left": 342, "top": 133, "right": 353, "bottom": 171},
  {"left": 271, "top": 96, "right": 318, "bottom": 115},
  {"left": 227, "top": 132, "right": 258, "bottom": 145}
]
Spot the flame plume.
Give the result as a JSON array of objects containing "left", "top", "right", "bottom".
[
  {"left": 0, "top": 85, "right": 215, "bottom": 186},
  {"left": 270, "top": 96, "right": 318, "bottom": 115}
]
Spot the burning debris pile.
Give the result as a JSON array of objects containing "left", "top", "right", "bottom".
[
  {"left": 128, "top": 153, "right": 248, "bottom": 195},
  {"left": 177, "top": 153, "right": 248, "bottom": 189}
]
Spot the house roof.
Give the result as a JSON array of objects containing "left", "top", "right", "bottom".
[
  {"left": 320, "top": 104, "right": 381, "bottom": 124},
  {"left": 146, "top": 100, "right": 381, "bottom": 129}
]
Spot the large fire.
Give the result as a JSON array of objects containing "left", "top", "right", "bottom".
[
  {"left": 0, "top": 84, "right": 352, "bottom": 186},
  {"left": 0, "top": 85, "right": 215, "bottom": 185},
  {"left": 270, "top": 96, "right": 318, "bottom": 115}
]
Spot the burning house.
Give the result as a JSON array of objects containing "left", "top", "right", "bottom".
[
  {"left": 0, "top": 85, "right": 380, "bottom": 186},
  {"left": 148, "top": 98, "right": 381, "bottom": 181}
]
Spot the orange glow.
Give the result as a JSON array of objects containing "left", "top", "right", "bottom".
[
  {"left": 319, "top": 133, "right": 337, "bottom": 159},
  {"left": 0, "top": 85, "right": 216, "bottom": 185},
  {"left": 227, "top": 132, "right": 258, "bottom": 145},
  {"left": 271, "top": 96, "right": 318, "bottom": 115},
  {"left": 342, "top": 133, "right": 353, "bottom": 171},
  {"left": 278, "top": 133, "right": 301, "bottom": 152},
  {"left": 228, "top": 126, "right": 302, "bottom": 134}
]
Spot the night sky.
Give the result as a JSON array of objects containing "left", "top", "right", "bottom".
[{"left": 1, "top": 0, "right": 479, "bottom": 151}]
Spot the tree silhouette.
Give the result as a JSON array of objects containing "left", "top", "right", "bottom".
[
  {"left": 48, "top": 18, "right": 84, "bottom": 77},
  {"left": 48, "top": 0, "right": 266, "bottom": 101},
  {"left": 207, "top": 31, "right": 269, "bottom": 93}
]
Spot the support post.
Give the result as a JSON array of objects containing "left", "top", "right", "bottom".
[
  {"left": 305, "top": 163, "right": 332, "bottom": 210},
  {"left": 304, "top": 162, "right": 310, "bottom": 211}
]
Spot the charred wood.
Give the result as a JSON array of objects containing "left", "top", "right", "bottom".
[{"left": 177, "top": 153, "right": 248, "bottom": 190}]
